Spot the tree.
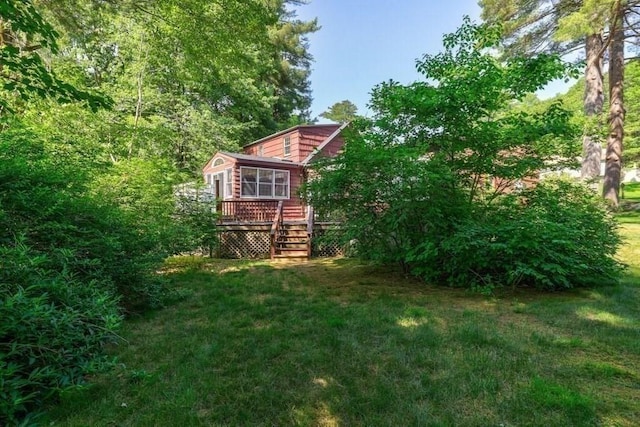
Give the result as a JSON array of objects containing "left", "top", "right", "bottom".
[
  {"left": 265, "top": 0, "right": 320, "bottom": 128},
  {"left": 0, "top": 0, "right": 110, "bottom": 115},
  {"left": 305, "top": 19, "right": 623, "bottom": 292},
  {"left": 320, "top": 99, "right": 359, "bottom": 123},
  {"left": 480, "top": 0, "right": 605, "bottom": 182},
  {"left": 29, "top": 0, "right": 318, "bottom": 174},
  {"left": 603, "top": 1, "right": 625, "bottom": 204},
  {"left": 481, "top": 0, "right": 640, "bottom": 206},
  {"left": 556, "top": 0, "right": 640, "bottom": 205}
]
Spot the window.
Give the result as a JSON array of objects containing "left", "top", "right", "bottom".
[
  {"left": 283, "top": 136, "right": 291, "bottom": 157},
  {"left": 212, "top": 158, "right": 224, "bottom": 167},
  {"left": 241, "top": 167, "right": 257, "bottom": 197},
  {"left": 224, "top": 168, "right": 233, "bottom": 198},
  {"left": 258, "top": 145, "right": 264, "bottom": 156},
  {"left": 240, "top": 167, "right": 289, "bottom": 199},
  {"left": 205, "top": 174, "right": 212, "bottom": 185},
  {"left": 275, "top": 170, "right": 288, "bottom": 197},
  {"left": 258, "top": 169, "right": 273, "bottom": 197}
]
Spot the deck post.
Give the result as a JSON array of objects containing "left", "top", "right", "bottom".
[
  {"left": 270, "top": 201, "right": 284, "bottom": 259},
  {"left": 306, "top": 205, "right": 314, "bottom": 259}
]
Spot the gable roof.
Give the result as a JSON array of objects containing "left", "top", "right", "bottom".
[
  {"left": 242, "top": 123, "right": 342, "bottom": 148},
  {"left": 301, "top": 122, "right": 348, "bottom": 165},
  {"left": 219, "top": 151, "right": 302, "bottom": 167}
]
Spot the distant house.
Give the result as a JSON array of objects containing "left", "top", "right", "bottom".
[{"left": 203, "top": 123, "right": 347, "bottom": 260}]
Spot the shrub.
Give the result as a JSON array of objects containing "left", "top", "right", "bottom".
[
  {"left": 0, "top": 125, "right": 189, "bottom": 422},
  {"left": 306, "top": 21, "right": 623, "bottom": 292},
  {"left": 0, "top": 243, "right": 121, "bottom": 425},
  {"left": 417, "top": 179, "right": 623, "bottom": 291}
]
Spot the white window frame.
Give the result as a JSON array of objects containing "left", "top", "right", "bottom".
[
  {"left": 283, "top": 136, "right": 291, "bottom": 157},
  {"left": 224, "top": 168, "right": 233, "bottom": 199},
  {"left": 240, "top": 167, "right": 290, "bottom": 199},
  {"left": 212, "top": 157, "right": 225, "bottom": 167}
]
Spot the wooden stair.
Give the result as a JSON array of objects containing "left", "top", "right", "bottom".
[
  {"left": 282, "top": 204, "right": 306, "bottom": 221},
  {"left": 273, "top": 223, "right": 310, "bottom": 260}
]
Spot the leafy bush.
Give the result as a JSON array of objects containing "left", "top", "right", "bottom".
[
  {"left": 307, "top": 20, "right": 622, "bottom": 291},
  {"left": 0, "top": 124, "right": 194, "bottom": 423},
  {"left": 308, "top": 124, "right": 469, "bottom": 273},
  {"left": 0, "top": 129, "right": 168, "bottom": 311},
  {"left": 0, "top": 243, "right": 121, "bottom": 425},
  {"left": 427, "top": 179, "right": 622, "bottom": 290}
]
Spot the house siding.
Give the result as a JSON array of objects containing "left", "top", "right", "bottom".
[
  {"left": 202, "top": 124, "right": 345, "bottom": 221},
  {"left": 244, "top": 132, "right": 300, "bottom": 160},
  {"left": 313, "top": 134, "right": 344, "bottom": 162},
  {"left": 297, "top": 127, "right": 340, "bottom": 162},
  {"left": 243, "top": 125, "right": 341, "bottom": 162}
]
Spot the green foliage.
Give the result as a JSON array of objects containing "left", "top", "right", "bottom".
[
  {"left": 432, "top": 179, "right": 622, "bottom": 291},
  {"left": 0, "top": 122, "right": 205, "bottom": 422},
  {"left": 536, "top": 60, "right": 640, "bottom": 164},
  {"left": 307, "top": 19, "right": 620, "bottom": 290},
  {"left": 26, "top": 0, "right": 318, "bottom": 173},
  {"left": 0, "top": 127, "right": 125, "bottom": 423},
  {"left": 174, "top": 191, "right": 220, "bottom": 257},
  {"left": 0, "top": 0, "right": 315, "bottom": 422},
  {"left": 320, "top": 100, "right": 359, "bottom": 123},
  {"left": 0, "top": 0, "right": 111, "bottom": 113},
  {"left": 0, "top": 243, "right": 121, "bottom": 425},
  {"left": 0, "top": 127, "right": 177, "bottom": 310}
]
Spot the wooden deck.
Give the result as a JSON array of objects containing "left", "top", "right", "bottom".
[
  {"left": 217, "top": 200, "right": 306, "bottom": 223},
  {"left": 216, "top": 200, "right": 307, "bottom": 259},
  {"left": 215, "top": 201, "right": 340, "bottom": 260}
]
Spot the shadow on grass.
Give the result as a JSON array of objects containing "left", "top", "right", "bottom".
[{"left": 46, "top": 256, "right": 640, "bottom": 427}]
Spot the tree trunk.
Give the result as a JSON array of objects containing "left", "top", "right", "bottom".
[
  {"left": 603, "top": 5, "right": 625, "bottom": 207},
  {"left": 581, "top": 34, "right": 604, "bottom": 181}
]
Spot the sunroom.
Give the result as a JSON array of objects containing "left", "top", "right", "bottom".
[{"left": 202, "top": 151, "right": 305, "bottom": 222}]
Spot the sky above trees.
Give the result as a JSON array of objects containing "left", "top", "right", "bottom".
[{"left": 297, "top": 0, "right": 576, "bottom": 122}]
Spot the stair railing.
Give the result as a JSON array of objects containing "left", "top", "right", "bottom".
[
  {"left": 306, "top": 205, "right": 314, "bottom": 258},
  {"left": 270, "top": 200, "right": 284, "bottom": 259}
]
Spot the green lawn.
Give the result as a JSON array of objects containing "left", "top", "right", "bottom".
[
  {"left": 45, "top": 229, "right": 640, "bottom": 426},
  {"left": 622, "top": 182, "right": 640, "bottom": 202}
]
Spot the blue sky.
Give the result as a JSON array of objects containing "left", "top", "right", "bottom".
[{"left": 295, "top": 1, "right": 571, "bottom": 121}]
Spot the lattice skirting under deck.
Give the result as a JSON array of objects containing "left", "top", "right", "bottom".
[
  {"left": 217, "top": 228, "right": 271, "bottom": 259},
  {"left": 216, "top": 223, "right": 345, "bottom": 259},
  {"left": 311, "top": 229, "right": 344, "bottom": 258}
]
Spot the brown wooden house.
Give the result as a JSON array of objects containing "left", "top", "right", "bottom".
[{"left": 203, "top": 123, "right": 347, "bottom": 260}]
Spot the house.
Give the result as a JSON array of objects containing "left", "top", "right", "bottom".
[{"left": 203, "top": 123, "right": 347, "bottom": 260}]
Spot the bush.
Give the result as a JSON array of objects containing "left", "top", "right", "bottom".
[
  {"left": 414, "top": 179, "right": 623, "bottom": 291},
  {"left": 307, "top": 21, "right": 623, "bottom": 292},
  {"left": 0, "top": 125, "right": 191, "bottom": 423},
  {"left": 0, "top": 243, "right": 121, "bottom": 425}
]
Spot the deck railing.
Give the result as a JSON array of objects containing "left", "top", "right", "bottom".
[
  {"left": 270, "top": 201, "right": 284, "bottom": 259},
  {"left": 217, "top": 200, "right": 280, "bottom": 223}
]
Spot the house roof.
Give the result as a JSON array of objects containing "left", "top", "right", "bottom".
[
  {"left": 301, "top": 122, "right": 349, "bottom": 165},
  {"left": 242, "top": 123, "right": 342, "bottom": 148},
  {"left": 218, "top": 151, "right": 302, "bottom": 167}
]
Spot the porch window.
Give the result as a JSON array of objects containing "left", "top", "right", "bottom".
[
  {"left": 224, "top": 168, "right": 233, "bottom": 198},
  {"left": 241, "top": 167, "right": 257, "bottom": 197},
  {"left": 283, "top": 136, "right": 291, "bottom": 157},
  {"left": 258, "top": 169, "right": 273, "bottom": 197},
  {"left": 240, "top": 167, "right": 289, "bottom": 199},
  {"left": 275, "top": 170, "right": 288, "bottom": 197}
]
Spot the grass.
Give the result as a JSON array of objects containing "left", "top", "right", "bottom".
[
  {"left": 45, "top": 232, "right": 640, "bottom": 426},
  {"left": 622, "top": 182, "right": 640, "bottom": 202}
]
